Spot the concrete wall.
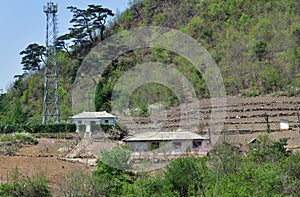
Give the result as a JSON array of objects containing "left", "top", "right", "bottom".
[
  {"left": 127, "top": 140, "right": 198, "bottom": 154},
  {"left": 73, "top": 117, "right": 116, "bottom": 132}
]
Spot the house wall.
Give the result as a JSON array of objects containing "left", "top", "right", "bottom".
[
  {"left": 127, "top": 140, "right": 200, "bottom": 154},
  {"left": 73, "top": 117, "right": 116, "bottom": 133},
  {"left": 100, "top": 118, "right": 116, "bottom": 125},
  {"left": 129, "top": 142, "right": 148, "bottom": 152}
]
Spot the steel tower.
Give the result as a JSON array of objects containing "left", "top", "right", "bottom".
[{"left": 42, "top": 2, "right": 60, "bottom": 124}]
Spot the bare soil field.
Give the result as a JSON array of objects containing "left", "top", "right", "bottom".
[{"left": 0, "top": 138, "right": 96, "bottom": 196}]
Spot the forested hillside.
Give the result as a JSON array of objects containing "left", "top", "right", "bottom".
[{"left": 0, "top": 0, "right": 299, "bottom": 123}]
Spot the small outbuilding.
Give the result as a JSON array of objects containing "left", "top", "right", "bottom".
[
  {"left": 280, "top": 120, "right": 289, "bottom": 131},
  {"left": 70, "top": 111, "right": 116, "bottom": 133}
]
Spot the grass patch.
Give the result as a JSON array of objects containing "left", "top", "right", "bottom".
[
  {"left": 33, "top": 132, "right": 77, "bottom": 139},
  {"left": 0, "top": 133, "right": 38, "bottom": 155},
  {"left": 0, "top": 133, "right": 38, "bottom": 145},
  {"left": 0, "top": 168, "right": 51, "bottom": 197}
]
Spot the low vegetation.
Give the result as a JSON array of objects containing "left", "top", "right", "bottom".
[
  {"left": 0, "top": 133, "right": 299, "bottom": 196},
  {"left": 55, "top": 135, "right": 300, "bottom": 196},
  {"left": 0, "top": 124, "right": 76, "bottom": 134},
  {"left": 0, "top": 132, "right": 38, "bottom": 155},
  {"left": 0, "top": 132, "right": 38, "bottom": 145},
  {"left": 0, "top": 168, "right": 51, "bottom": 197}
]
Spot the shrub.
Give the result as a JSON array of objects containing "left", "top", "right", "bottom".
[
  {"left": 164, "top": 157, "right": 206, "bottom": 197},
  {"left": 248, "top": 89, "right": 259, "bottom": 97},
  {"left": 13, "top": 133, "right": 38, "bottom": 145},
  {"left": 0, "top": 124, "right": 76, "bottom": 134},
  {"left": 0, "top": 132, "right": 37, "bottom": 145},
  {"left": 131, "top": 102, "right": 149, "bottom": 117},
  {"left": 0, "top": 169, "right": 51, "bottom": 197},
  {"left": 259, "top": 66, "right": 280, "bottom": 94}
]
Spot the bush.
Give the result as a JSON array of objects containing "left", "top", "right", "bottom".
[
  {"left": 259, "top": 66, "right": 280, "bottom": 94},
  {"left": 0, "top": 132, "right": 38, "bottom": 145},
  {"left": 286, "top": 85, "right": 300, "bottom": 97},
  {"left": 248, "top": 89, "right": 259, "bottom": 97},
  {"left": 130, "top": 102, "right": 149, "bottom": 117},
  {"left": 164, "top": 157, "right": 206, "bottom": 197},
  {"left": 4, "top": 133, "right": 38, "bottom": 144},
  {"left": 0, "top": 124, "right": 76, "bottom": 134},
  {"left": 0, "top": 169, "right": 51, "bottom": 197},
  {"left": 0, "top": 133, "right": 39, "bottom": 155}
]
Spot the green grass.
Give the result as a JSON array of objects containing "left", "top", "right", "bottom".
[
  {"left": 32, "top": 132, "right": 76, "bottom": 139},
  {"left": 0, "top": 132, "right": 38, "bottom": 145}
]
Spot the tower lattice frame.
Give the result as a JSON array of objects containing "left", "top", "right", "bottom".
[{"left": 42, "top": 2, "right": 60, "bottom": 124}]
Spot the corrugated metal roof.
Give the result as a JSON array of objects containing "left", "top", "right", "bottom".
[
  {"left": 124, "top": 131, "right": 208, "bottom": 142},
  {"left": 70, "top": 111, "right": 116, "bottom": 119}
]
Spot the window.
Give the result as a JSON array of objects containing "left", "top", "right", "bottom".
[
  {"left": 78, "top": 121, "right": 82, "bottom": 124},
  {"left": 193, "top": 141, "right": 202, "bottom": 148},
  {"left": 150, "top": 142, "right": 159, "bottom": 150},
  {"left": 104, "top": 120, "right": 109, "bottom": 123},
  {"left": 173, "top": 142, "right": 181, "bottom": 149}
]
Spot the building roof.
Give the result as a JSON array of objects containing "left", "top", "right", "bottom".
[
  {"left": 124, "top": 131, "right": 208, "bottom": 142},
  {"left": 70, "top": 111, "right": 116, "bottom": 119}
]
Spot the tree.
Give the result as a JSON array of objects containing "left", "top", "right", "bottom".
[
  {"left": 59, "top": 5, "right": 114, "bottom": 48},
  {"left": 248, "top": 134, "right": 290, "bottom": 164},
  {"left": 208, "top": 143, "right": 243, "bottom": 177},
  {"left": 19, "top": 43, "right": 46, "bottom": 73},
  {"left": 293, "top": 27, "right": 300, "bottom": 46},
  {"left": 56, "top": 35, "right": 72, "bottom": 58},
  {"left": 254, "top": 41, "right": 268, "bottom": 62},
  {"left": 93, "top": 146, "right": 133, "bottom": 196},
  {"left": 164, "top": 158, "right": 206, "bottom": 197},
  {"left": 11, "top": 99, "right": 26, "bottom": 124},
  {"left": 259, "top": 66, "right": 280, "bottom": 94}
]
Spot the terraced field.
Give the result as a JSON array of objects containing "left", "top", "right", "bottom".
[{"left": 119, "top": 96, "right": 300, "bottom": 147}]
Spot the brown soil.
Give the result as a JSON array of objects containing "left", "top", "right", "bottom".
[
  {"left": 121, "top": 95, "right": 300, "bottom": 148},
  {"left": 0, "top": 138, "right": 96, "bottom": 196}
]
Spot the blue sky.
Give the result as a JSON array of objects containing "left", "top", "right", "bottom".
[{"left": 0, "top": 0, "right": 129, "bottom": 92}]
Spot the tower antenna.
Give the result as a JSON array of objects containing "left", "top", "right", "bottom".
[{"left": 42, "top": 2, "right": 60, "bottom": 124}]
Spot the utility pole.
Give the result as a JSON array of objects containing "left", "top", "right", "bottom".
[
  {"left": 297, "top": 106, "right": 300, "bottom": 132},
  {"left": 264, "top": 112, "right": 270, "bottom": 133},
  {"left": 42, "top": 2, "right": 60, "bottom": 124}
]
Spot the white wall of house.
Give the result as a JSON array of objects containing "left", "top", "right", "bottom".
[
  {"left": 73, "top": 117, "right": 116, "bottom": 133},
  {"left": 130, "top": 142, "right": 148, "bottom": 152},
  {"left": 127, "top": 140, "right": 199, "bottom": 154},
  {"left": 101, "top": 118, "right": 116, "bottom": 125}
]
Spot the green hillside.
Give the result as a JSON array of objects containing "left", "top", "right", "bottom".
[{"left": 0, "top": 0, "right": 299, "bottom": 123}]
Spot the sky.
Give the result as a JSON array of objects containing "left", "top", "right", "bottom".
[{"left": 0, "top": 0, "right": 129, "bottom": 93}]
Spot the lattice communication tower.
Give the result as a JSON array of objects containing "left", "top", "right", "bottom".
[{"left": 42, "top": 2, "right": 60, "bottom": 124}]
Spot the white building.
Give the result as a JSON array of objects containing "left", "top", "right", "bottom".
[
  {"left": 280, "top": 120, "right": 289, "bottom": 131},
  {"left": 124, "top": 131, "right": 211, "bottom": 157},
  {"left": 70, "top": 111, "right": 116, "bottom": 133}
]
